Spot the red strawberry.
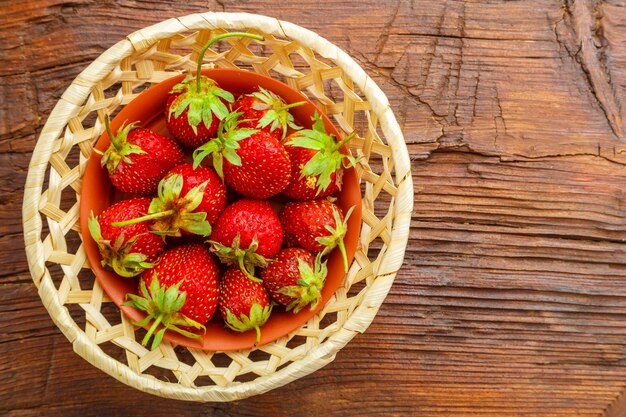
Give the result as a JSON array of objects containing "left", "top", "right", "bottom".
[
  {"left": 261, "top": 248, "right": 328, "bottom": 313},
  {"left": 124, "top": 243, "right": 220, "bottom": 349},
  {"left": 165, "top": 76, "right": 233, "bottom": 149},
  {"left": 88, "top": 198, "right": 165, "bottom": 277},
  {"left": 113, "top": 163, "right": 227, "bottom": 237},
  {"left": 282, "top": 112, "right": 357, "bottom": 200},
  {"left": 219, "top": 268, "right": 272, "bottom": 343},
  {"left": 164, "top": 31, "right": 265, "bottom": 149},
  {"left": 209, "top": 199, "right": 283, "bottom": 279},
  {"left": 279, "top": 200, "right": 355, "bottom": 272},
  {"left": 193, "top": 111, "right": 291, "bottom": 198},
  {"left": 232, "top": 87, "right": 305, "bottom": 140},
  {"left": 100, "top": 118, "right": 184, "bottom": 195}
]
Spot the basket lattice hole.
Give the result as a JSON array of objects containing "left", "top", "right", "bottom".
[
  {"left": 96, "top": 326, "right": 130, "bottom": 363},
  {"left": 230, "top": 349, "right": 273, "bottom": 383},
  {"left": 142, "top": 357, "right": 179, "bottom": 384},
  {"left": 318, "top": 310, "right": 339, "bottom": 333}
]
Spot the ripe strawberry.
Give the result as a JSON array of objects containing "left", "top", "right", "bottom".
[
  {"left": 124, "top": 243, "right": 220, "bottom": 350},
  {"left": 193, "top": 111, "right": 291, "bottom": 198},
  {"left": 209, "top": 199, "right": 283, "bottom": 279},
  {"left": 112, "top": 163, "right": 227, "bottom": 237},
  {"left": 99, "top": 118, "right": 184, "bottom": 195},
  {"left": 164, "top": 31, "right": 265, "bottom": 149},
  {"left": 261, "top": 248, "right": 328, "bottom": 313},
  {"left": 165, "top": 75, "right": 233, "bottom": 149},
  {"left": 282, "top": 112, "right": 357, "bottom": 200},
  {"left": 280, "top": 200, "right": 355, "bottom": 272},
  {"left": 88, "top": 198, "right": 165, "bottom": 277},
  {"left": 232, "top": 87, "right": 305, "bottom": 140},
  {"left": 219, "top": 268, "right": 272, "bottom": 343}
]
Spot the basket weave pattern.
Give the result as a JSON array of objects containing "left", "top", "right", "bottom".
[{"left": 22, "top": 12, "right": 412, "bottom": 401}]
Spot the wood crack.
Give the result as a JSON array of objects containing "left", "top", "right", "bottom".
[{"left": 561, "top": 0, "right": 623, "bottom": 139}]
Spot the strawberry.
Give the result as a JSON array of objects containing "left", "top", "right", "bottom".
[
  {"left": 165, "top": 75, "right": 233, "bottom": 149},
  {"left": 112, "top": 163, "right": 227, "bottom": 237},
  {"left": 232, "top": 87, "right": 305, "bottom": 140},
  {"left": 124, "top": 243, "right": 220, "bottom": 349},
  {"left": 88, "top": 198, "right": 165, "bottom": 277},
  {"left": 279, "top": 200, "right": 355, "bottom": 272},
  {"left": 219, "top": 268, "right": 272, "bottom": 343},
  {"left": 209, "top": 199, "right": 283, "bottom": 279},
  {"left": 164, "top": 32, "right": 264, "bottom": 149},
  {"left": 261, "top": 248, "right": 328, "bottom": 313},
  {"left": 99, "top": 118, "right": 184, "bottom": 195},
  {"left": 193, "top": 111, "right": 291, "bottom": 198},
  {"left": 282, "top": 112, "right": 357, "bottom": 201}
]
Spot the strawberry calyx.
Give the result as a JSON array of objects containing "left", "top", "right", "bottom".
[
  {"left": 286, "top": 112, "right": 358, "bottom": 195},
  {"left": 124, "top": 275, "right": 206, "bottom": 350},
  {"left": 88, "top": 211, "right": 154, "bottom": 277},
  {"left": 168, "top": 74, "right": 234, "bottom": 135},
  {"left": 100, "top": 117, "right": 145, "bottom": 174},
  {"left": 111, "top": 173, "right": 212, "bottom": 237},
  {"left": 222, "top": 302, "right": 272, "bottom": 343},
  {"left": 280, "top": 254, "right": 328, "bottom": 314},
  {"left": 248, "top": 86, "right": 305, "bottom": 139},
  {"left": 317, "top": 205, "right": 355, "bottom": 272},
  {"left": 208, "top": 233, "right": 269, "bottom": 281},
  {"left": 192, "top": 111, "right": 258, "bottom": 179}
]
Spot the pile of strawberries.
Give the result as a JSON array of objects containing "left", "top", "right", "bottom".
[{"left": 87, "top": 34, "right": 356, "bottom": 350}]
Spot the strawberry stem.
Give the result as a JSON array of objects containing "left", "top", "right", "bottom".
[
  {"left": 196, "top": 32, "right": 264, "bottom": 92},
  {"left": 332, "top": 131, "right": 356, "bottom": 152},
  {"left": 111, "top": 209, "right": 176, "bottom": 227},
  {"left": 338, "top": 238, "right": 348, "bottom": 273},
  {"left": 103, "top": 116, "right": 119, "bottom": 151},
  {"left": 254, "top": 325, "right": 261, "bottom": 344},
  {"left": 142, "top": 314, "right": 163, "bottom": 347},
  {"left": 275, "top": 101, "right": 307, "bottom": 112}
]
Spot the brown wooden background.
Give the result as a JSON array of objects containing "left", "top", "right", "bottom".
[{"left": 3, "top": 0, "right": 626, "bottom": 416}]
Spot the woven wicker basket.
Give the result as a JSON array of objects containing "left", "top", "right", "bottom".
[{"left": 22, "top": 12, "right": 413, "bottom": 401}]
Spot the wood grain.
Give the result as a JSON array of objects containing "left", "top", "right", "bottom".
[{"left": 3, "top": 0, "right": 626, "bottom": 415}]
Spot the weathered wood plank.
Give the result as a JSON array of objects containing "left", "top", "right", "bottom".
[{"left": 4, "top": 0, "right": 626, "bottom": 415}]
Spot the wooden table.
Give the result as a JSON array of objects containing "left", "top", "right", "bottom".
[{"left": 3, "top": 1, "right": 626, "bottom": 415}]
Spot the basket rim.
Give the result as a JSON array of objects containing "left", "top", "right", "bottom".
[{"left": 22, "top": 11, "right": 414, "bottom": 401}]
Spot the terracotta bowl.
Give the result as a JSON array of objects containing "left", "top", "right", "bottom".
[{"left": 80, "top": 68, "right": 362, "bottom": 351}]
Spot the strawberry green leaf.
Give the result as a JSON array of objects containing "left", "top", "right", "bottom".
[
  {"left": 286, "top": 135, "right": 326, "bottom": 150},
  {"left": 208, "top": 234, "right": 269, "bottom": 281},
  {"left": 209, "top": 95, "right": 231, "bottom": 120},
  {"left": 167, "top": 75, "right": 234, "bottom": 132},
  {"left": 316, "top": 205, "right": 355, "bottom": 272},
  {"left": 213, "top": 88, "right": 234, "bottom": 102},
  {"left": 228, "top": 128, "right": 258, "bottom": 143},
  {"left": 123, "top": 275, "right": 205, "bottom": 350},
  {"left": 180, "top": 212, "right": 212, "bottom": 236},
  {"left": 144, "top": 173, "right": 212, "bottom": 237},
  {"left": 101, "top": 120, "right": 145, "bottom": 173},
  {"left": 311, "top": 111, "right": 326, "bottom": 133},
  {"left": 88, "top": 211, "right": 103, "bottom": 242},
  {"left": 181, "top": 180, "right": 208, "bottom": 213},
  {"left": 288, "top": 116, "right": 357, "bottom": 195},
  {"left": 223, "top": 302, "right": 272, "bottom": 343},
  {"left": 213, "top": 153, "right": 225, "bottom": 180},
  {"left": 191, "top": 113, "right": 256, "bottom": 173},
  {"left": 187, "top": 98, "right": 204, "bottom": 133},
  {"left": 192, "top": 140, "right": 222, "bottom": 170},
  {"left": 278, "top": 255, "right": 327, "bottom": 313},
  {"left": 222, "top": 147, "right": 242, "bottom": 166}
]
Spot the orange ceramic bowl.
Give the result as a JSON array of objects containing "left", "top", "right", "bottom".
[{"left": 80, "top": 69, "right": 362, "bottom": 351}]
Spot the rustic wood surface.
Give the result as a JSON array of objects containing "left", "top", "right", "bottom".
[{"left": 3, "top": 0, "right": 626, "bottom": 415}]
